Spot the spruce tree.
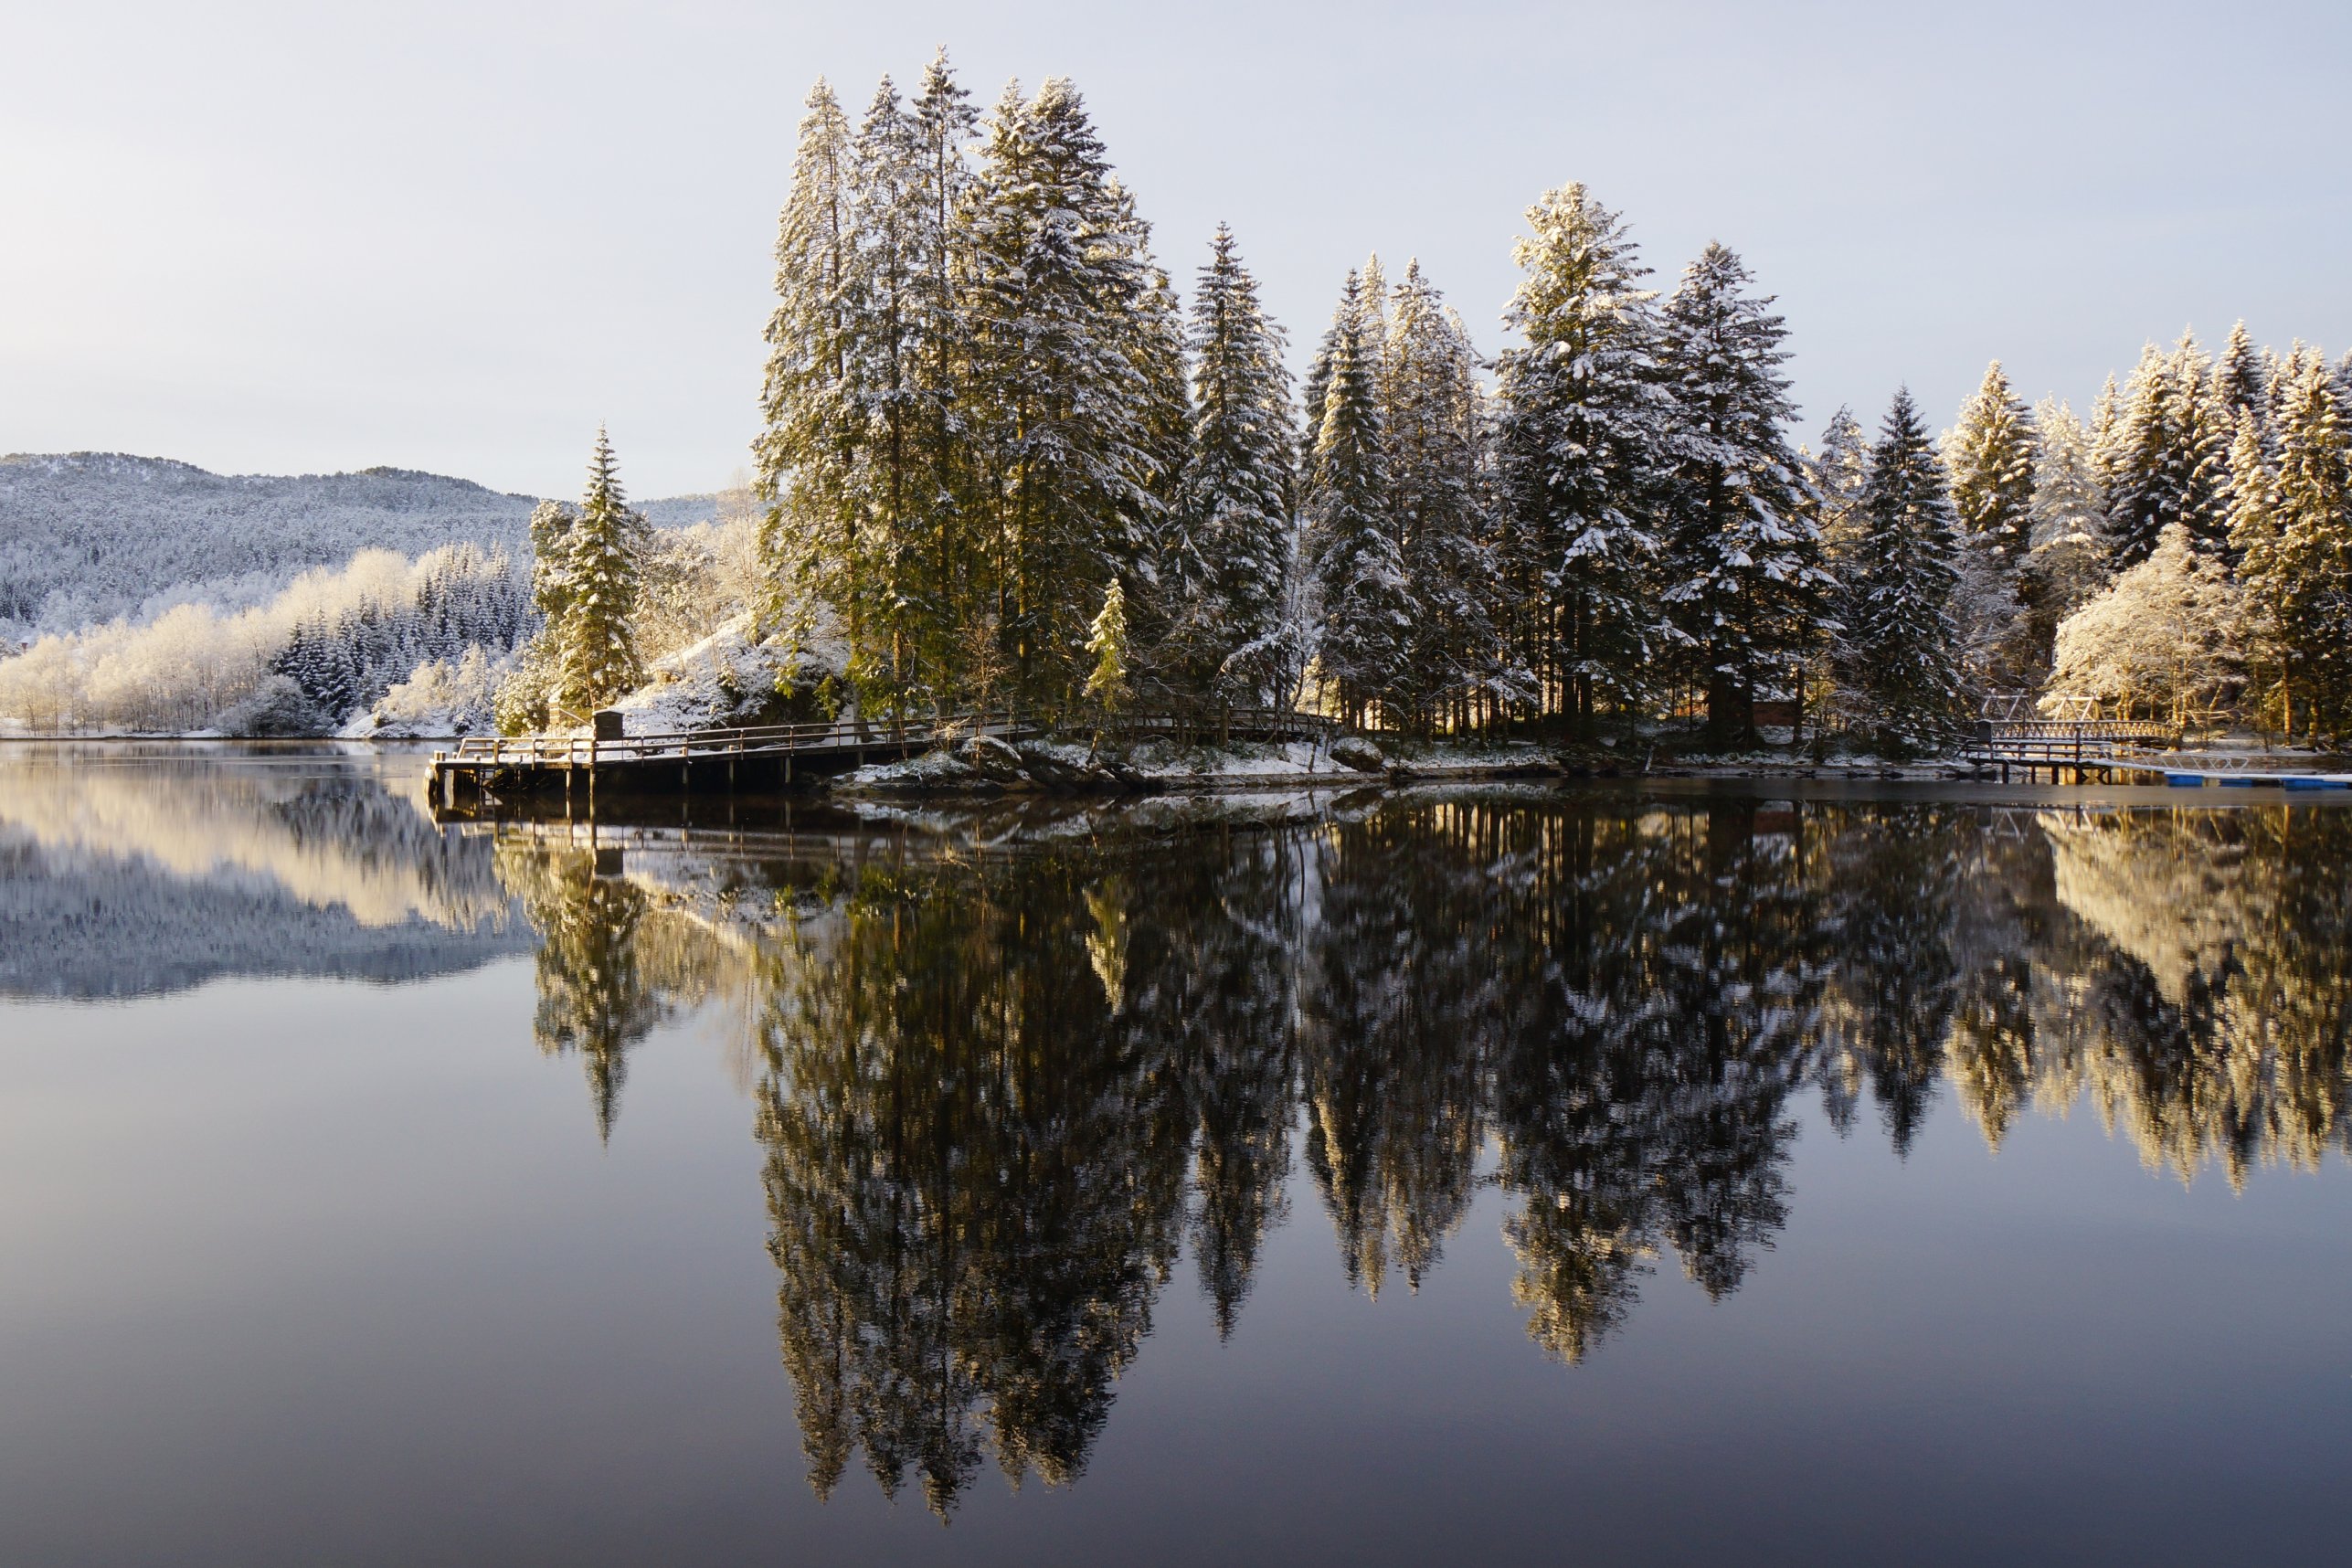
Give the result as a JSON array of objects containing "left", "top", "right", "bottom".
[
  {"left": 1303, "top": 271, "right": 1406, "bottom": 724},
  {"left": 1170, "top": 224, "right": 1297, "bottom": 703},
  {"left": 556, "top": 429, "right": 647, "bottom": 717},
  {"left": 907, "top": 50, "right": 980, "bottom": 697},
  {"left": 959, "top": 77, "right": 1161, "bottom": 708},
  {"left": 756, "top": 80, "right": 860, "bottom": 641},
  {"left": 2258, "top": 356, "right": 2352, "bottom": 736},
  {"left": 1655, "top": 242, "right": 1825, "bottom": 744},
  {"left": 2105, "top": 332, "right": 2230, "bottom": 564},
  {"left": 1833, "top": 389, "right": 1965, "bottom": 750},
  {"left": 844, "top": 74, "right": 936, "bottom": 708},
  {"left": 1943, "top": 361, "right": 2035, "bottom": 684},
  {"left": 2224, "top": 409, "right": 2288, "bottom": 731},
  {"left": 1379, "top": 260, "right": 1499, "bottom": 732},
  {"left": 2021, "top": 398, "right": 2112, "bottom": 676},
  {"left": 1492, "top": 183, "right": 1672, "bottom": 736},
  {"left": 2210, "top": 319, "right": 2268, "bottom": 434},
  {"left": 1944, "top": 361, "right": 2036, "bottom": 565}
]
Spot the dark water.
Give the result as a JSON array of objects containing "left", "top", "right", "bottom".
[{"left": 2, "top": 744, "right": 2347, "bottom": 1566}]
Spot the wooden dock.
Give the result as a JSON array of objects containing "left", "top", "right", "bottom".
[{"left": 427, "top": 705, "right": 1336, "bottom": 816}]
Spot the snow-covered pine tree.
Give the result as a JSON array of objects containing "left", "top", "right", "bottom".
[
  {"left": 2210, "top": 320, "right": 2269, "bottom": 436},
  {"left": 1105, "top": 185, "right": 1193, "bottom": 683},
  {"left": 842, "top": 74, "right": 938, "bottom": 710},
  {"left": 958, "top": 77, "right": 1160, "bottom": 709},
  {"left": 1804, "top": 407, "right": 1870, "bottom": 734},
  {"left": 1083, "top": 577, "right": 1130, "bottom": 716},
  {"left": 1944, "top": 362, "right": 2036, "bottom": 565},
  {"left": 1942, "top": 361, "right": 2035, "bottom": 685},
  {"left": 756, "top": 80, "right": 859, "bottom": 642},
  {"left": 2224, "top": 408, "right": 2289, "bottom": 731},
  {"left": 2256, "top": 355, "right": 2352, "bottom": 736},
  {"left": 1379, "top": 260, "right": 1501, "bottom": 733},
  {"left": 1303, "top": 270, "right": 1407, "bottom": 724},
  {"left": 2105, "top": 332, "right": 2230, "bottom": 565},
  {"left": 1169, "top": 224, "right": 1297, "bottom": 704},
  {"left": 2020, "top": 398, "right": 2111, "bottom": 677},
  {"left": 555, "top": 429, "right": 648, "bottom": 717},
  {"left": 1655, "top": 242, "right": 1826, "bottom": 745},
  {"left": 1492, "top": 183, "right": 1672, "bottom": 736},
  {"left": 907, "top": 50, "right": 980, "bottom": 699},
  {"left": 1832, "top": 389, "right": 1966, "bottom": 750}
]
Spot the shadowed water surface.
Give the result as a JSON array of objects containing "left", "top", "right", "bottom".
[{"left": 1, "top": 744, "right": 2347, "bottom": 1564}]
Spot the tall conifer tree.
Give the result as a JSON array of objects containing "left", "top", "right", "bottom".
[
  {"left": 1493, "top": 184, "right": 1672, "bottom": 735},
  {"left": 1304, "top": 271, "right": 1406, "bottom": 722},
  {"left": 1170, "top": 225, "right": 1296, "bottom": 702},
  {"left": 1833, "top": 390, "right": 1965, "bottom": 748},
  {"left": 556, "top": 429, "right": 647, "bottom": 716},
  {"left": 1656, "top": 243, "right": 1825, "bottom": 743},
  {"left": 757, "top": 81, "right": 860, "bottom": 642},
  {"left": 1380, "top": 261, "right": 1499, "bottom": 731}
]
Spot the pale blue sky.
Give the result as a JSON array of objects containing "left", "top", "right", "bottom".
[{"left": 5, "top": 0, "right": 2347, "bottom": 497}]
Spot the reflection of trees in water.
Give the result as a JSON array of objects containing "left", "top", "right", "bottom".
[
  {"left": 497, "top": 844, "right": 668, "bottom": 1139},
  {"left": 492, "top": 796, "right": 2352, "bottom": 1508}
]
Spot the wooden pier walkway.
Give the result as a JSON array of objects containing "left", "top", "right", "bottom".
[
  {"left": 427, "top": 705, "right": 1336, "bottom": 815},
  {"left": 1962, "top": 694, "right": 2176, "bottom": 782}
]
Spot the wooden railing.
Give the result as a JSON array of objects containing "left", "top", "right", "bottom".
[
  {"left": 444, "top": 705, "right": 1338, "bottom": 770},
  {"left": 1968, "top": 718, "right": 2177, "bottom": 765}
]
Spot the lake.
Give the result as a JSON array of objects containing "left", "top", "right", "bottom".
[{"left": 1, "top": 744, "right": 2347, "bottom": 1565}]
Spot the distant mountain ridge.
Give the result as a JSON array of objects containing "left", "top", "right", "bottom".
[{"left": 0, "top": 452, "right": 719, "bottom": 637}]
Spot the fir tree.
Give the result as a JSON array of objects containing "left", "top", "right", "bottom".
[
  {"left": 1169, "top": 224, "right": 1297, "bottom": 703},
  {"left": 1832, "top": 389, "right": 1965, "bottom": 749},
  {"left": 1493, "top": 183, "right": 1672, "bottom": 736},
  {"left": 1303, "top": 270, "right": 1407, "bottom": 723},
  {"left": 555, "top": 429, "right": 647, "bottom": 716},
  {"left": 1655, "top": 242, "right": 1826, "bottom": 743}
]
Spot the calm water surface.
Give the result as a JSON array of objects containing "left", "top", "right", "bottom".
[{"left": 1, "top": 744, "right": 2347, "bottom": 1565}]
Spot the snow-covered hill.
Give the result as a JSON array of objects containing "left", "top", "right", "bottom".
[{"left": 0, "top": 452, "right": 721, "bottom": 638}]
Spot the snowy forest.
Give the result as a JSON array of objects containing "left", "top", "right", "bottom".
[
  {"left": 721, "top": 50, "right": 2352, "bottom": 751},
  {"left": 5, "top": 50, "right": 2351, "bottom": 747}
]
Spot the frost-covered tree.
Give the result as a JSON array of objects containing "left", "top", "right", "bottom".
[
  {"left": 2019, "top": 398, "right": 2111, "bottom": 677},
  {"left": 1168, "top": 224, "right": 1295, "bottom": 703},
  {"left": 1380, "top": 261, "right": 1500, "bottom": 732},
  {"left": 2105, "top": 333, "right": 2230, "bottom": 565},
  {"left": 1944, "top": 362, "right": 2037, "bottom": 567},
  {"left": 1303, "top": 271, "right": 1407, "bottom": 723},
  {"left": 1655, "top": 242, "right": 1825, "bottom": 743},
  {"left": 2046, "top": 523, "right": 2238, "bottom": 725},
  {"left": 959, "top": 77, "right": 1165, "bottom": 707},
  {"left": 756, "top": 80, "right": 859, "bottom": 641},
  {"left": 1493, "top": 184, "right": 1672, "bottom": 735},
  {"left": 2246, "top": 355, "right": 2352, "bottom": 736},
  {"left": 555, "top": 429, "right": 648, "bottom": 716},
  {"left": 2225, "top": 409, "right": 2289, "bottom": 731},
  {"left": 2210, "top": 319, "right": 2269, "bottom": 437},
  {"left": 1831, "top": 389, "right": 1966, "bottom": 748}
]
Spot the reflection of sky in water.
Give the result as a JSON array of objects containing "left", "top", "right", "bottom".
[{"left": 0, "top": 748, "right": 2347, "bottom": 1565}]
